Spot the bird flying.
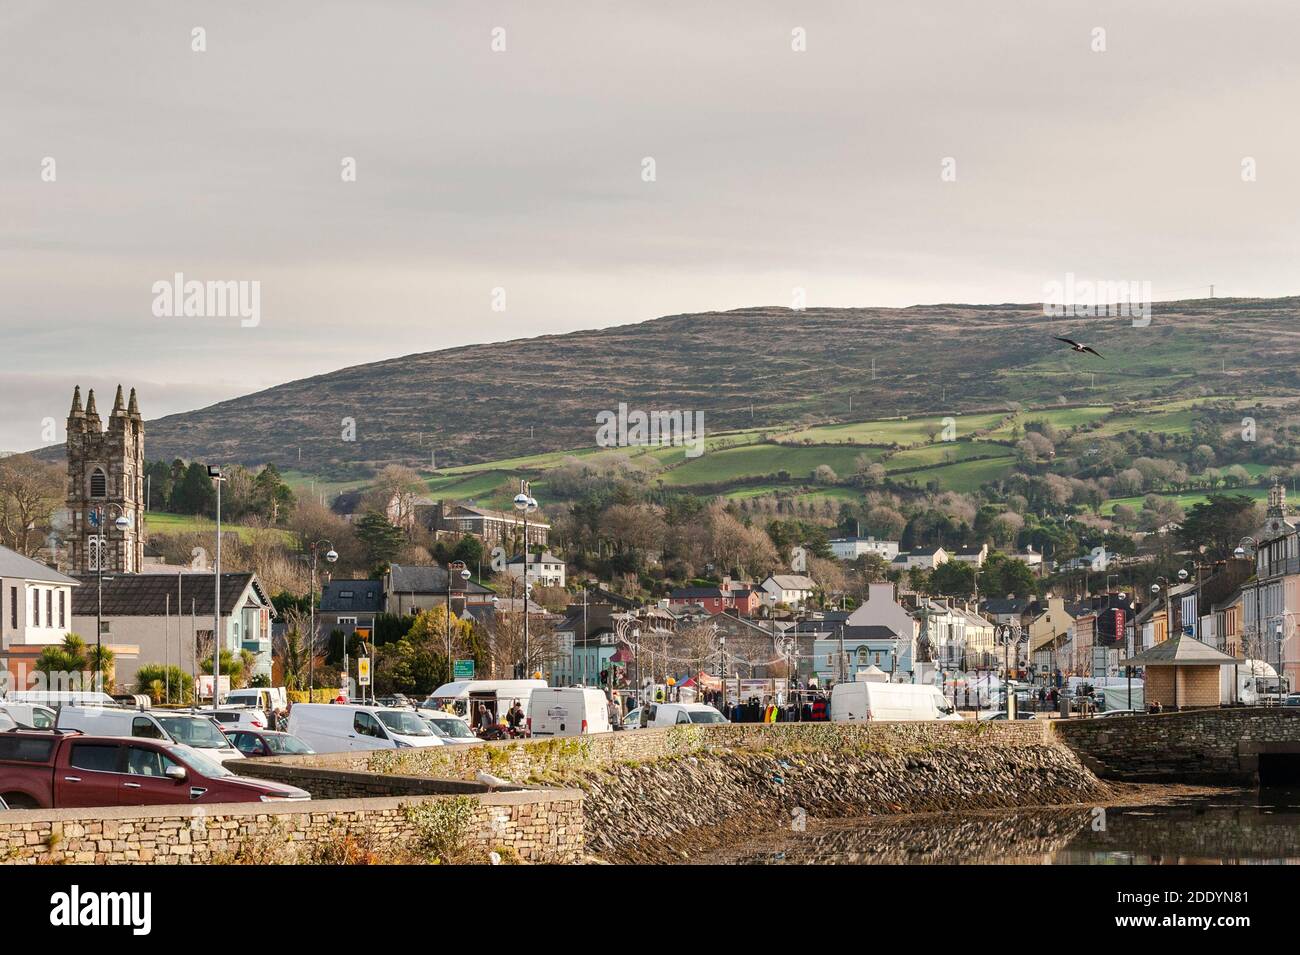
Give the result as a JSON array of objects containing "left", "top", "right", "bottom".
[{"left": 1054, "top": 336, "right": 1103, "bottom": 358}]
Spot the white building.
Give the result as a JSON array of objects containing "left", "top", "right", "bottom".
[
  {"left": 506, "top": 552, "right": 567, "bottom": 588},
  {"left": 828, "top": 537, "right": 900, "bottom": 562},
  {"left": 891, "top": 547, "right": 949, "bottom": 571},
  {"left": 759, "top": 574, "right": 817, "bottom": 609},
  {"left": 0, "top": 545, "right": 80, "bottom": 689}
]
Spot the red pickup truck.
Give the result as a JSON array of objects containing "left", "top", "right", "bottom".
[{"left": 0, "top": 729, "right": 309, "bottom": 810}]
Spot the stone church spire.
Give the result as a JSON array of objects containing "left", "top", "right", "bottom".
[
  {"left": 127, "top": 387, "right": 141, "bottom": 419},
  {"left": 84, "top": 388, "right": 99, "bottom": 422},
  {"left": 111, "top": 384, "right": 126, "bottom": 415},
  {"left": 69, "top": 385, "right": 84, "bottom": 417}
]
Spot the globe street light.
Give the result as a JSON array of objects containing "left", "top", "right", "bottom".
[
  {"left": 89, "top": 503, "right": 133, "bottom": 691},
  {"left": 514, "top": 485, "right": 538, "bottom": 677},
  {"left": 304, "top": 539, "right": 337, "bottom": 694},
  {"left": 446, "top": 560, "right": 470, "bottom": 685}
]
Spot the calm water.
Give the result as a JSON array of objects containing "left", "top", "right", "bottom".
[{"left": 704, "top": 789, "right": 1300, "bottom": 865}]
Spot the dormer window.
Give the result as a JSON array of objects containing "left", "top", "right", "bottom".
[{"left": 90, "top": 467, "right": 107, "bottom": 498}]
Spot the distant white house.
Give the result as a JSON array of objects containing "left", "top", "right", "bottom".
[
  {"left": 0, "top": 545, "right": 80, "bottom": 689},
  {"left": 891, "top": 547, "right": 949, "bottom": 571},
  {"left": 759, "top": 574, "right": 817, "bottom": 609},
  {"left": 829, "top": 537, "right": 900, "bottom": 562},
  {"left": 506, "top": 552, "right": 566, "bottom": 588},
  {"left": 952, "top": 544, "right": 988, "bottom": 567}
]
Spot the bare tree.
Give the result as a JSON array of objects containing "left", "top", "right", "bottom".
[{"left": 0, "top": 454, "right": 64, "bottom": 557}]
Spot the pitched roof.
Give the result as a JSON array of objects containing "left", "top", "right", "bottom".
[
  {"left": 1121, "top": 634, "right": 1243, "bottom": 667},
  {"left": 0, "top": 546, "right": 79, "bottom": 586},
  {"left": 670, "top": 586, "right": 724, "bottom": 599},
  {"left": 765, "top": 574, "right": 816, "bottom": 591},
  {"left": 71, "top": 573, "right": 268, "bottom": 617},
  {"left": 387, "top": 564, "right": 493, "bottom": 595},
  {"left": 841, "top": 624, "right": 909, "bottom": 642},
  {"left": 507, "top": 552, "right": 564, "bottom": 566},
  {"left": 319, "top": 579, "right": 385, "bottom": 613}
]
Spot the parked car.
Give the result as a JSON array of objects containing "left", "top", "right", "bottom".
[
  {"left": 830, "top": 682, "right": 962, "bottom": 723},
  {"left": 0, "top": 703, "right": 57, "bottom": 729},
  {"left": 56, "top": 706, "right": 244, "bottom": 763},
  {"left": 196, "top": 706, "right": 270, "bottom": 730},
  {"left": 224, "top": 729, "right": 315, "bottom": 757},
  {"left": 623, "top": 707, "right": 642, "bottom": 729},
  {"left": 419, "top": 713, "right": 480, "bottom": 745},
  {"left": 0, "top": 712, "right": 15, "bottom": 733},
  {"left": 638, "top": 702, "right": 730, "bottom": 728},
  {"left": 979, "top": 710, "right": 1037, "bottom": 721},
  {"left": 376, "top": 694, "right": 412, "bottom": 709},
  {"left": 1282, "top": 694, "right": 1300, "bottom": 708},
  {"left": 0, "top": 729, "right": 308, "bottom": 810},
  {"left": 527, "top": 687, "right": 611, "bottom": 737},
  {"left": 287, "top": 703, "right": 445, "bottom": 753}
]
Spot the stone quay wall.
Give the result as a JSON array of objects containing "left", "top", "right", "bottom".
[
  {"left": 244, "top": 720, "right": 1104, "bottom": 862},
  {"left": 0, "top": 788, "right": 583, "bottom": 865},
  {"left": 1053, "top": 707, "right": 1300, "bottom": 782}
]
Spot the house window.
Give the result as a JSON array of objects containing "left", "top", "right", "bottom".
[
  {"left": 30, "top": 589, "right": 37, "bottom": 627},
  {"left": 58, "top": 590, "right": 65, "bottom": 629},
  {"left": 339, "top": 617, "right": 357, "bottom": 626},
  {"left": 46, "top": 590, "right": 53, "bottom": 629},
  {"left": 9, "top": 586, "right": 15, "bottom": 629},
  {"left": 90, "top": 468, "right": 107, "bottom": 498}
]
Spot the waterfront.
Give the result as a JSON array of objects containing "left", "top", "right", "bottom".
[{"left": 701, "top": 787, "right": 1300, "bottom": 865}]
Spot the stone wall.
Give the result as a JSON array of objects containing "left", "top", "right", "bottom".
[
  {"left": 0, "top": 789, "right": 583, "bottom": 865},
  {"left": 1053, "top": 706, "right": 1300, "bottom": 782},
  {"left": 243, "top": 721, "right": 1101, "bottom": 863},
  {"left": 252, "top": 719, "right": 1054, "bottom": 783}
]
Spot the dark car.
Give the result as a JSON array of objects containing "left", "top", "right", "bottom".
[{"left": 224, "top": 729, "right": 315, "bottom": 758}]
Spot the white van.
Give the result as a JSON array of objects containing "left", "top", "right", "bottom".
[
  {"left": 3, "top": 690, "right": 116, "bottom": 712},
  {"left": 0, "top": 702, "right": 57, "bottom": 729},
  {"left": 527, "top": 688, "right": 611, "bottom": 737},
  {"left": 287, "top": 703, "right": 445, "bottom": 753},
  {"left": 195, "top": 706, "right": 270, "bottom": 730},
  {"left": 422, "top": 679, "right": 547, "bottom": 730},
  {"left": 830, "top": 682, "right": 962, "bottom": 722},
  {"left": 225, "top": 687, "right": 288, "bottom": 713},
  {"left": 55, "top": 705, "right": 246, "bottom": 762},
  {"left": 639, "top": 702, "right": 729, "bottom": 728}
]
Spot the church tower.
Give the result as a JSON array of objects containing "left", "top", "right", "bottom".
[{"left": 66, "top": 385, "right": 146, "bottom": 574}]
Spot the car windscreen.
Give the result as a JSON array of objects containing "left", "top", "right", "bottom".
[
  {"left": 264, "top": 734, "right": 312, "bottom": 755},
  {"left": 157, "top": 716, "right": 230, "bottom": 749},
  {"left": 687, "top": 710, "right": 727, "bottom": 724},
  {"left": 171, "top": 745, "right": 234, "bottom": 778},
  {"left": 376, "top": 710, "right": 434, "bottom": 737},
  {"left": 432, "top": 718, "right": 475, "bottom": 738}
]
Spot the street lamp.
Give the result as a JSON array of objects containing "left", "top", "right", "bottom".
[
  {"left": 513, "top": 484, "right": 538, "bottom": 678},
  {"left": 304, "top": 539, "right": 337, "bottom": 694},
  {"left": 89, "top": 503, "right": 132, "bottom": 691},
  {"left": 446, "top": 560, "right": 470, "bottom": 684}
]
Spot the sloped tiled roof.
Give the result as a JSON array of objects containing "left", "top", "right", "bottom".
[
  {"left": 0, "top": 546, "right": 79, "bottom": 586},
  {"left": 71, "top": 573, "right": 269, "bottom": 617}
]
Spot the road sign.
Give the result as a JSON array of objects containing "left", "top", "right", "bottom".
[
  {"left": 454, "top": 659, "right": 475, "bottom": 680},
  {"left": 358, "top": 657, "right": 371, "bottom": 687}
]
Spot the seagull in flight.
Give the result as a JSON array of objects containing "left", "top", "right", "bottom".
[{"left": 1055, "top": 336, "right": 1103, "bottom": 358}]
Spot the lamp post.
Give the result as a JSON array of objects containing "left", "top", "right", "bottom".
[
  {"left": 303, "top": 539, "right": 337, "bottom": 694},
  {"left": 90, "top": 503, "right": 132, "bottom": 692},
  {"left": 446, "top": 560, "right": 470, "bottom": 684},
  {"left": 206, "top": 466, "right": 225, "bottom": 703},
  {"left": 513, "top": 483, "right": 538, "bottom": 678}
]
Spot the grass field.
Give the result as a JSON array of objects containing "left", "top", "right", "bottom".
[
  {"left": 144, "top": 512, "right": 293, "bottom": 543},
  {"left": 1099, "top": 486, "right": 1270, "bottom": 515},
  {"left": 987, "top": 405, "right": 1114, "bottom": 436},
  {"left": 780, "top": 411, "right": 1009, "bottom": 446},
  {"left": 657, "top": 443, "right": 883, "bottom": 487},
  {"left": 892, "top": 455, "right": 1018, "bottom": 493}
]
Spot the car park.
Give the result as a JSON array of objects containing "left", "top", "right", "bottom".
[
  {"left": 0, "top": 730, "right": 308, "bottom": 809},
  {"left": 419, "top": 713, "right": 480, "bottom": 744},
  {"left": 56, "top": 705, "right": 245, "bottom": 763},
  {"left": 224, "top": 729, "right": 315, "bottom": 757},
  {"left": 287, "top": 703, "right": 445, "bottom": 752}
]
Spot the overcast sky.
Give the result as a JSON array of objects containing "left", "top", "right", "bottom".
[{"left": 4, "top": 0, "right": 1300, "bottom": 451}]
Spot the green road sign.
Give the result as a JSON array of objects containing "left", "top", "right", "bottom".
[{"left": 454, "top": 659, "right": 475, "bottom": 680}]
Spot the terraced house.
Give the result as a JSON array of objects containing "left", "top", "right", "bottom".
[{"left": 0, "top": 545, "right": 80, "bottom": 691}]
